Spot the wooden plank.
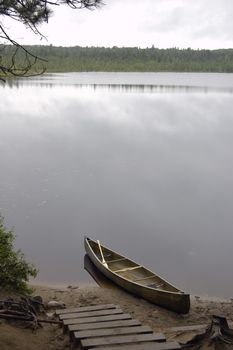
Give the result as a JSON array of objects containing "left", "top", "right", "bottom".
[
  {"left": 56, "top": 304, "right": 119, "bottom": 315},
  {"left": 94, "top": 341, "right": 181, "bottom": 350},
  {"left": 166, "top": 324, "right": 207, "bottom": 333},
  {"left": 63, "top": 313, "right": 132, "bottom": 326},
  {"left": 74, "top": 325, "right": 152, "bottom": 339},
  {"left": 60, "top": 308, "right": 123, "bottom": 320},
  {"left": 166, "top": 322, "right": 233, "bottom": 334},
  {"left": 68, "top": 319, "right": 141, "bottom": 332},
  {"left": 81, "top": 333, "right": 166, "bottom": 348}
]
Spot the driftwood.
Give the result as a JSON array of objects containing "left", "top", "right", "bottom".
[
  {"left": 0, "top": 313, "right": 35, "bottom": 322},
  {"left": 37, "top": 319, "right": 62, "bottom": 325},
  {"left": 181, "top": 315, "right": 233, "bottom": 349},
  {"left": 0, "top": 313, "right": 62, "bottom": 325},
  {"left": 0, "top": 296, "right": 60, "bottom": 329}
]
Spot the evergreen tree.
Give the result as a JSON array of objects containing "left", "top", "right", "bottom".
[{"left": 0, "top": 0, "right": 102, "bottom": 80}]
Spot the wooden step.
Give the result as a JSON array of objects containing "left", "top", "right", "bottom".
[
  {"left": 68, "top": 319, "right": 141, "bottom": 332},
  {"left": 56, "top": 304, "right": 119, "bottom": 315},
  {"left": 81, "top": 332, "right": 166, "bottom": 348},
  {"left": 94, "top": 342, "right": 181, "bottom": 350},
  {"left": 63, "top": 313, "right": 132, "bottom": 326},
  {"left": 74, "top": 325, "right": 152, "bottom": 339},
  {"left": 60, "top": 308, "right": 123, "bottom": 320}
]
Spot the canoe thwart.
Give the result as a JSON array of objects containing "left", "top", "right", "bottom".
[
  {"left": 106, "top": 257, "right": 127, "bottom": 263},
  {"left": 113, "top": 266, "right": 142, "bottom": 273}
]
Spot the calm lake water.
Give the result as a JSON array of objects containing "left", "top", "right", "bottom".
[{"left": 1, "top": 72, "right": 233, "bottom": 298}]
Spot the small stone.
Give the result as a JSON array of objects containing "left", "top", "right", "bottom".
[
  {"left": 46, "top": 300, "right": 66, "bottom": 309},
  {"left": 67, "top": 285, "right": 79, "bottom": 289}
]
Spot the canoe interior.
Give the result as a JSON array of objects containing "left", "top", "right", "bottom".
[{"left": 87, "top": 238, "right": 182, "bottom": 293}]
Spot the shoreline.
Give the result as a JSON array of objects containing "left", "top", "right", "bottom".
[
  {"left": 1, "top": 283, "right": 233, "bottom": 349},
  {"left": 31, "top": 283, "right": 233, "bottom": 326},
  {"left": 31, "top": 279, "right": 232, "bottom": 303},
  {"left": 30, "top": 280, "right": 97, "bottom": 289}
]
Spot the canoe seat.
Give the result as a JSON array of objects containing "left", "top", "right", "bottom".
[
  {"left": 133, "top": 275, "right": 155, "bottom": 282},
  {"left": 113, "top": 266, "right": 142, "bottom": 273}
]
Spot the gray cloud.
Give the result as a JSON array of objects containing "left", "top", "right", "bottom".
[
  {"left": 138, "top": 0, "right": 233, "bottom": 43},
  {"left": 2, "top": 0, "right": 233, "bottom": 48}
]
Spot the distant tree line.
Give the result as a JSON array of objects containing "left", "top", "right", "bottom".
[{"left": 1, "top": 45, "right": 233, "bottom": 73}]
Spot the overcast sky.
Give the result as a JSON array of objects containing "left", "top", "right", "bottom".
[{"left": 2, "top": 0, "right": 233, "bottom": 49}]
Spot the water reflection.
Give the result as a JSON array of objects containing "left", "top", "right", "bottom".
[
  {"left": 84, "top": 255, "right": 115, "bottom": 289},
  {"left": 4, "top": 74, "right": 233, "bottom": 94},
  {"left": 1, "top": 73, "right": 233, "bottom": 298},
  {"left": 11, "top": 71, "right": 233, "bottom": 88}
]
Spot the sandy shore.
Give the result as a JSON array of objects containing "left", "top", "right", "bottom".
[{"left": 1, "top": 283, "right": 233, "bottom": 349}]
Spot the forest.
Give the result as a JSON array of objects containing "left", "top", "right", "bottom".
[{"left": 1, "top": 45, "right": 233, "bottom": 73}]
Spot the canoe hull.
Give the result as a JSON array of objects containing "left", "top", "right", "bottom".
[{"left": 84, "top": 238, "right": 190, "bottom": 314}]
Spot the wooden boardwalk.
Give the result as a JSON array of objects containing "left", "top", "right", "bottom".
[{"left": 56, "top": 304, "right": 181, "bottom": 349}]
